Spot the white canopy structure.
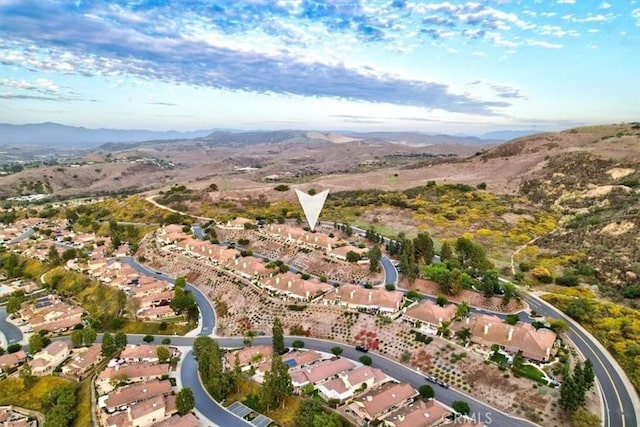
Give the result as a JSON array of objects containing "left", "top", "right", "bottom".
[{"left": 294, "top": 189, "right": 329, "bottom": 231}]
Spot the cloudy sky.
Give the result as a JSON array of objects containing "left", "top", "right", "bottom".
[{"left": 1, "top": 0, "right": 638, "bottom": 134}]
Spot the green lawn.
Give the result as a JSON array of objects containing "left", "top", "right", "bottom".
[
  {"left": 489, "top": 351, "right": 509, "bottom": 368},
  {"left": 514, "top": 364, "right": 548, "bottom": 384}
]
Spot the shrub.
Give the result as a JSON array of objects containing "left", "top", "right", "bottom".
[
  {"left": 555, "top": 275, "right": 579, "bottom": 287},
  {"left": 385, "top": 283, "right": 396, "bottom": 291},
  {"left": 273, "top": 184, "right": 290, "bottom": 192},
  {"left": 359, "top": 355, "right": 373, "bottom": 365},
  {"left": 623, "top": 285, "right": 640, "bottom": 299}
]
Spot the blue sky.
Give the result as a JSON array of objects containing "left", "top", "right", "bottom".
[{"left": 1, "top": 0, "right": 638, "bottom": 134}]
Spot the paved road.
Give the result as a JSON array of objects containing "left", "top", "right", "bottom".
[
  {"left": 8, "top": 228, "right": 34, "bottom": 244},
  {"left": 121, "top": 257, "right": 216, "bottom": 336},
  {"left": 181, "top": 350, "right": 251, "bottom": 426},
  {"left": 0, "top": 306, "right": 23, "bottom": 347},
  {"left": 148, "top": 200, "right": 639, "bottom": 426},
  {"left": 527, "top": 295, "right": 638, "bottom": 427},
  {"left": 379, "top": 255, "right": 398, "bottom": 285},
  {"left": 121, "top": 334, "right": 535, "bottom": 427}
]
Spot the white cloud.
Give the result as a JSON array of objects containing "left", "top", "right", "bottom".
[
  {"left": 632, "top": 9, "right": 640, "bottom": 26},
  {"left": 600, "top": 2, "right": 612, "bottom": 10},
  {"left": 557, "top": 0, "right": 576, "bottom": 4},
  {"left": 527, "top": 39, "right": 563, "bottom": 48}
]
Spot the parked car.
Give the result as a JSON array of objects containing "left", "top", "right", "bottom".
[
  {"left": 355, "top": 345, "right": 369, "bottom": 352},
  {"left": 425, "top": 375, "right": 449, "bottom": 388}
]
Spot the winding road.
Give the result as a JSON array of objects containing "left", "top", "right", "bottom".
[{"left": 133, "top": 197, "right": 639, "bottom": 426}]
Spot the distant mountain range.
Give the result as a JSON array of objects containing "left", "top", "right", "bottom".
[
  {"left": 0, "top": 122, "right": 542, "bottom": 147},
  {"left": 0, "top": 122, "right": 217, "bottom": 147}
]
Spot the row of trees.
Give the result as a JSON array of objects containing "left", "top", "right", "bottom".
[
  {"left": 559, "top": 359, "right": 595, "bottom": 413},
  {"left": 101, "top": 331, "right": 128, "bottom": 357},
  {"left": 193, "top": 336, "right": 236, "bottom": 401}
]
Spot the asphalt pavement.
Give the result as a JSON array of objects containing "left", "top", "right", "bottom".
[
  {"left": 527, "top": 295, "right": 638, "bottom": 427},
  {"left": 0, "top": 306, "right": 23, "bottom": 347},
  {"left": 121, "top": 256, "right": 216, "bottom": 336},
  {"left": 181, "top": 350, "right": 251, "bottom": 426}
]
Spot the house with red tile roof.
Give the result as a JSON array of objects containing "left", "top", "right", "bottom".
[
  {"left": 260, "top": 271, "right": 332, "bottom": 301},
  {"left": 97, "top": 363, "right": 171, "bottom": 394},
  {"left": 323, "top": 284, "right": 404, "bottom": 314},
  {"left": 137, "top": 305, "right": 176, "bottom": 321},
  {"left": 120, "top": 345, "right": 175, "bottom": 364},
  {"left": 348, "top": 382, "right": 418, "bottom": 423},
  {"left": 328, "top": 244, "right": 369, "bottom": 262},
  {"left": 151, "top": 412, "right": 201, "bottom": 427},
  {"left": 289, "top": 357, "right": 356, "bottom": 388},
  {"left": 62, "top": 344, "right": 103, "bottom": 379},
  {"left": 403, "top": 299, "right": 458, "bottom": 334},
  {"left": 381, "top": 399, "right": 451, "bottom": 427},
  {"left": 224, "top": 345, "right": 273, "bottom": 370},
  {"left": 0, "top": 350, "right": 27, "bottom": 374},
  {"left": 316, "top": 365, "right": 389, "bottom": 402},
  {"left": 452, "top": 314, "right": 557, "bottom": 362},
  {"left": 31, "top": 341, "right": 72, "bottom": 376},
  {"left": 102, "top": 379, "right": 172, "bottom": 413}
]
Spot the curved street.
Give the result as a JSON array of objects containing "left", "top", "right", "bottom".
[
  {"left": 526, "top": 295, "right": 638, "bottom": 427},
  {"left": 0, "top": 306, "right": 23, "bottom": 348},
  {"left": 131, "top": 199, "right": 639, "bottom": 427}
]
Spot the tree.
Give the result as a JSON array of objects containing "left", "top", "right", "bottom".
[
  {"left": 331, "top": 346, "right": 343, "bottom": 356},
  {"left": 292, "top": 340, "right": 305, "bottom": 349},
  {"left": 436, "top": 295, "right": 448, "bottom": 307},
  {"left": 296, "top": 397, "right": 324, "bottom": 427},
  {"left": 501, "top": 282, "right": 518, "bottom": 305},
  {"left": 400, "top": 239, "right": 419, "bottom": 283},
  {"left": 47, "top": 245, "right": 61, "bottom": 266},
  {"left": 455, "top": 301, "right": 470, "bottom": 319},
  {"left": 455, "top": 237, "right": 491, "bottom": 271},
  {"left": 572, "top": 409, "right": 601, "bottom": 427},
  {"left": 437, "top": 320, "right": 451, "bottom": 338},
  {"left": 385, "top": 283, "right": 396, "bottom": 291},
  {"left": 20, "top": 360, "right": 35, "bottom": 389},
  {"left": 368, "top": 245, "right": 382, "bottom": 273},
  {"left": 6, "top": 295, "right": 21, "bottom": 314},
  {"left": 7, "top": 343, "right": 22, "bottom": 354},
  {"left": 157, "top": 346, "right": 170, "bottom": 363},
  {"left": 512, "top": 353, "right": 525, "bottom": 370},
  {"left": 114, "top": 331, "right": 127, "bottom": 349},
  {"left": 413, "top": 232, "right": 434, "bottom": 265},
  {"left": 418, "top": 384, "right": 435, "bottom": 400},
  {"left": 582, "top": 359, "right": 595, "bottom": 392},
  {"left": 262, "top": 354, "right": 293, "bottom": 410},
  {"left": 481, "top": 270, "right": 499, "bottom": 298},
  {"left": 70, "top": 330, "right": 84, "bottom": 348},
  {"left": 345, "top": 251, "right": 361, "bottom": 263},
  {"left": 272, "top": 317, "right": 285, "bottom": 355},
  {"left": 359, "top": 355, "right": 372, "bottom": 365},
  {"left": 83, "top": 327, "right": 97, "bottom": 345},
  {"left": 559, "top": 373, "right": 581, "bottom": 412},
  {"left": 175, "top": 387, "right": 195, "bottom": 415},
  {"left": 452, "top": 400, "right": 471, "bottom": 415},
  {"left": 504, "top": 314, "right": 519, "bottom": 325},
  {"left": 440, "top": 241, "right": 452, "bottom": 260},
  {"left": 455, "top": 327, "right": 472, "bottom": 343},
  {"left": 143, "top": 334, "right": 155, "bottom": 343},
  {"left": 29, "top": 333, "right": 44, "bottom": 354},
  {"left": 162, "top": 338, "right": 171, "bottom": 345},
  {"left": 101, "top": 332, "right": 116, "bottom": 357}
]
